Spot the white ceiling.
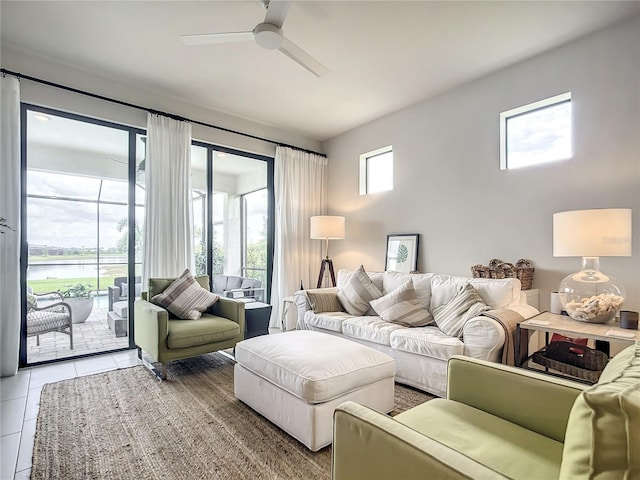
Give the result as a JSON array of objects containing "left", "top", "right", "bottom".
[{"left": 2, "top": 1, "right": 639, "bottom": 142}]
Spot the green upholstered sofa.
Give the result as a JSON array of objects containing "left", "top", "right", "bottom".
[
  {"left": 134, "top": 275, "right": 245, "bottom": 379},
  {"left": 333, "top": 341, "right": 640, "bottom": 480}
]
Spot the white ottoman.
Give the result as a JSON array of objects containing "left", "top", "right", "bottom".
[{"left": 234, "top": 330, "right": 396, "bottom": 451}]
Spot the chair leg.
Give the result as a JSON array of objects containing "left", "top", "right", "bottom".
[{"left": 161, "top": 363, "right": 167, "bottom": 380}]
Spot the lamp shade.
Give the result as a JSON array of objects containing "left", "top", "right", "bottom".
[
  {"left": 553, "top": 208, "right": 632, "bottom": 257},
  {"left": 310, "top": 216, "right": 345, "bottom": 240}
]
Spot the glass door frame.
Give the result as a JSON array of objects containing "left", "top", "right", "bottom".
[
  {"left": 19, "top": 103, "right": 145, "bottom": 367},
  {"left": 192, "top": 141, "right": 274, "bottom": 302}
]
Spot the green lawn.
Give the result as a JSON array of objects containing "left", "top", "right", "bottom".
[{"left": 29, "top": 276, "right": 118, "bottom": 294}]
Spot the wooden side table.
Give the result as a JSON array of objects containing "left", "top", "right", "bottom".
[{"left": 515, "top": 311, "right": 640, "bottom": 382}]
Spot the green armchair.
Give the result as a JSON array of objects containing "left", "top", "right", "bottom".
[
  {"left": 134, "top": 275, "right": 245, "bottom": 379},
  {"left": 333, "top": 341, "right": 640, "bottom": 480}
]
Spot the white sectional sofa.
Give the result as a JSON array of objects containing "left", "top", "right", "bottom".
[{"left": 294, "top": 269, "right": 539, "bottom": 397}]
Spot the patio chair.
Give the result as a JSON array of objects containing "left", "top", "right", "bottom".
[
  {"left": 108, "top": 276, "right": 142, "bottom": 311},
  {"left": 212, "top": 275, "right": 265, "bottom": 302},
  {"left": 26, "top": 290, "right": 73, "bottom": 349}
]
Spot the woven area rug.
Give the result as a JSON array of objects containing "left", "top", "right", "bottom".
[{"left": 32, "top": 352, "right": 434, "bottom": 480}]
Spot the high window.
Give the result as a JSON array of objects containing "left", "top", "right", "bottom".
[
  {"left": 500, "top": 92, "right": 572, "bottom": 170},
  {"left": 360, "top": 145, "right": 393, "bottom": 194}
]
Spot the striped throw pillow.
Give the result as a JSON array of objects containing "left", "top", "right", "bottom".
[
  {"left": 337, "top": 265, "right": 383, "bottom": 316},
  {"left": 432, "top": 283, "right": 489, "bottom": 337},
  {"left": 306, "top": 291, "right": 344, "bottom": 313},
  {"left": 151, "top": 269, "right": 219, "bottom": 320},
  {"left": 370, "top": 280, "right": 433, "bottom": 327}
]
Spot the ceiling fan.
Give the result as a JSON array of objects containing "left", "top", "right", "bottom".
[{"left": 179, "top": 0, "right": 328, "bottom": 77}]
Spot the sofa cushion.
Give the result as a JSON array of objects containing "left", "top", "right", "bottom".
[
  {"left": 151, "top": 269, "right": 219, "bottom": 320},
  {"left": 304, "top": 311, "right": 353, "bottom": 333},
  {"left": 559, "top": 342, "right": 640, "bottom": 479},
  {"left": 120, "top": 282, "right": 142, "bottom": 298},
  {"left": 112, "top": 300, "right": 129, "bottom": 319},
  {"left": 433, "top": 283, "right": 490, "bottom": 337},
  {"left": 390, "top": 327, "right": 464, "bottom": 361},
  {"left": 338, "top": 268, "right": 384, "bottom": 294},
  {"left": 337, "top": 265, "right": 383, "bottom": 316},
  {"left": 306, "top": 291, "right": 344, "bottom": 314},
  {"left": 226, "top": 276, "right": 243, "bottom": 290},
  {"left": 430, "top": 274, "right": 521, "bottom": 311},
  {"left": 395, "top": 399, "right": 563, "bottom": 479},
  {"left": 167, "top": 314, "right": 239, "bottom": 349},
  {"left": 241, "top": 278, "right": 260, "bottom": 289},
  {"left": 370, "top": 280, "right": 433, "bottom": 327},
  {"left": 342, "top": 316, "right": 406, "bottom": 346},
  {"left": 212, "top": 275, "right": 229, "bottom": 293},
  {"left": 381, "top": 271, "right": 434, "bottom": 309}
]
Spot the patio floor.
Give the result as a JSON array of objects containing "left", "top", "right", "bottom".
[{"left": 27, "top": 300, "right": 130, "bottom": 364}]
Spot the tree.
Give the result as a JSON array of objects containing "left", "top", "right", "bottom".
[{"left": 115, "top": 217, "right": 143, "bottom": 256}]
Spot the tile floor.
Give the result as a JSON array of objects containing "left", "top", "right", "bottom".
[{"left": 0, "top": 349, "right": 141, "bottom": 480}]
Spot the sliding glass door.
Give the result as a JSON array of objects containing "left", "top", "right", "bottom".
[
  {"left": 192, "top": 143, "right": 273, "bottom": 301},
  {"left": 20, "top": 105, "right": 274, "bottom": 367},
  {"left": 21, "top": 106, "right": 143, "bottom": 366}
]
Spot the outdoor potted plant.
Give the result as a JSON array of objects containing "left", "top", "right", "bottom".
[{"left": 60, "top": 283, "right": 94, "bottom": 324}]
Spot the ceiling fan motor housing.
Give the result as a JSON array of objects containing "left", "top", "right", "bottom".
[{"left": 254, "top": 22, "right": 283, "bottom": 50}]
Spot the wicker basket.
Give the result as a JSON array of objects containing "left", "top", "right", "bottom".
[
  {"left": 532, "top": 349, "right": 605, "bottom": 383},
  {"left": 471, "top": 258, "right": 535, "bottom": 290}
]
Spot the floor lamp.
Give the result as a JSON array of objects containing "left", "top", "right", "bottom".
[{"left": 311, "top": 215, "right": 345, "bottom": 288}]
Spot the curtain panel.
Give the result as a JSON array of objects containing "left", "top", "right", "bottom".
[
  {"left": 1, "top": 75, "right": 21, "bottom": 376},
  {"left": 141, "top": 113, "right": 194, "bottom": 288},
  {"left": 271, "top": 146, "right": 327, "bottom": 330}
]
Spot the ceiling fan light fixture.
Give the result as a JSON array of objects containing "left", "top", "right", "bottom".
[{"left": 254, "top": 23, "right": 283, "bottom": 50}]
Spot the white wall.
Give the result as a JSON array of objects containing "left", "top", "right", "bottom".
[
  {"left": 1, "top": 47, "right": 323, "bottom": 158},
  {"left": 323, "top": 16, "right": 640, "bottom": 313}
]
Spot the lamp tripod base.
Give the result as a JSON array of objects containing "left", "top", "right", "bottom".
[{"left": 316, "top": 258, "right": 336, "bottom": 288}]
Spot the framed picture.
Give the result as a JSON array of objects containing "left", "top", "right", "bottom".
[{"left": 385, "top": 234, "right": 419, "bottom": 273}]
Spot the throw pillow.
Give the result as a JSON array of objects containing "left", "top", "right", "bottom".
[
  {"left": 559, "top": 342, "right": 640, "bottom": 479},
  {"left": 337, "top": 265, "right": 383, "bottom": 316},
  {"left": 306, "top": 291, "right": 344, "bottom": 314},
  {"left": 432, "top": 283, "right": 489, "bottom": 337},
  {"left": 151, "top": 269, "right": 219, "bottom": 320},
  {"left": 370, "top": 280, "right": 433, "bottom": 327}
]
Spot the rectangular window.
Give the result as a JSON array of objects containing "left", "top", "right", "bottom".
[
  {"left": 500, "top": 92, "right": 572, "bottom": 170},
  {"left": 360, "top": 145, "right": 393, "bottom": 194}
]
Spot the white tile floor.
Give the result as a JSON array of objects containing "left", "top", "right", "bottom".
[{"left": 0, "top": 349, "right": 141, "bottom": 480}]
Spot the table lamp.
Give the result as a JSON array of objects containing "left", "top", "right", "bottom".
[
  {"left": 311, "top": 215, "right": 345, "bottom": 288},
  {"left": 553, "top": 208, "right": 632, "bottom": 323}
]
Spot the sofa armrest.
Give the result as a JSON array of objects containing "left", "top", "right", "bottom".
[
  {"left": 462, "top": 316, "right": 506, "bottom": 361},
  {"left": 333, "top": 401, "right": 509, "bottom": 480},
  {"left": 133, "top": 299, "right": 169, "bottom": 362},
  {"left": 209, "top": 297, "right": 245, "bottom": 334},
  {"left": 447, "top": 355, "right": 586, "bottom": 443},
  {"left": 293, "top": 287, "right": 338, "bottom": 328}
]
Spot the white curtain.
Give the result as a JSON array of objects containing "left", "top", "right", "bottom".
[
  {"left": 0, "top": 75, "right": 21, "bottom": 377},
  {"left": 141, "top": 113, "right": 194, "bottom": 288},
  {"left": 271, "top": 146, "right": 327, "bottom": 330}
]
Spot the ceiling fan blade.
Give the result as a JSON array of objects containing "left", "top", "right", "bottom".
[
  {"left": 264, "top": 0, "right": 291, "bottom": 28},
  {"left": 180, "top": 31, "right": 254, "bottom": 46},
  {"left": 279, "top": 37, "right": 328, "bottom": 77}
]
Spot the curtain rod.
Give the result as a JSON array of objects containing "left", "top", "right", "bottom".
[{"left": 1, "top": 68, "right": 326, "bottom": 158}]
